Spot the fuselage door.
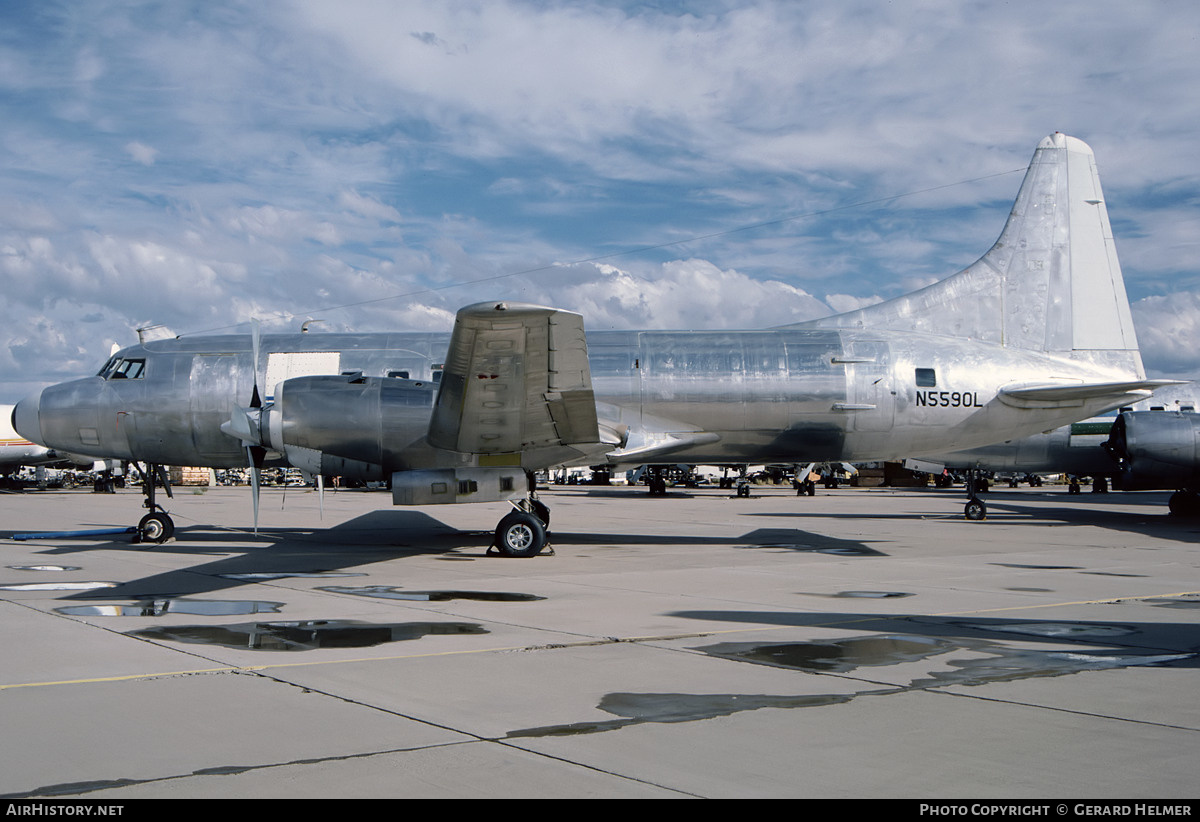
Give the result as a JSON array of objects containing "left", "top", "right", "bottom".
[
  {"left": 842, "top": 339, "right": 895, "bottom": 432},
  {"left": 190, "top": 353, "right": 248, "bottom": 461}
]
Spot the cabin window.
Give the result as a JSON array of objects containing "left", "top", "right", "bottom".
[
  {"left": 915, "top": 368, "right": 936, "bottom": 387},
  {"left": 387, "top": 370, "right": 410, "bottom": 379}
]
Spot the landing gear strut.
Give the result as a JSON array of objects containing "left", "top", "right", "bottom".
[
  {"left": 491, "top": 473, "right": 551, "bottom": 557},
  {"left": 734, "top": 465, "right": 751, "bottom": 498},
  {"left": 963, "top": 469, "right": 987, "bottom": 521},
  {"left": 132, "top": 462, "right": 175, "bottom": 544},
  {"left": 643, "top": 465, "right": 669, "bottom": 496}
]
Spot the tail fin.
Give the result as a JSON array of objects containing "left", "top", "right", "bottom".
[{"left": 805, "top": 133, "right": 1144, "bottom": 377}]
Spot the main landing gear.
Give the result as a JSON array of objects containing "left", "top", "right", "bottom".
[
  {"left": 132, "top": 462, "right": 175, "bottom": 544},
  {"left": 646, "top": 467, "right": 669, "bottom": 496},
  {"left": 491, "top": 474, "right": 552, "bottom": 558},
  {"left": 963, "top": 469, "right": 987, "bottom": 521}
]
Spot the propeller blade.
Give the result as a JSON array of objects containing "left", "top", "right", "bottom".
[
  {"left": 317, "top": 473, "right": 324, "bottom": 521},
  {"left": 249, "top": 318, "right": 262, "bottom": 409}
]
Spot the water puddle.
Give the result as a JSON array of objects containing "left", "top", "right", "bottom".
[
  {"left": 506, "top": 692, "right": 859, "bottom": 738},
  {"left": 316, "top": 585, "right": 545, "bottom": 602},
  {"left": 970, "top": 622, "right": 1135, "bottom": 639},
  {"left": 699, "top": 635, "right": 950, "bottom": 673},
  {"left": 0, "top": 581, "right": 117, "bottom": 592},
  {"left": 505, "top": 631, "right": 1196, "bottom": 739},
  {"left": 55, "top": 599, "right": 284, "bottom": 617},
  {"left": 129, "top": 619, "right": 486, "bottom": 650},
  {"left": 217, "top": 572, "right": 367, "bottom": 581},
  {"left": 1144, "top": 596, "right": 1200, "bottom": 610},
  {"left": 7, "top": 565, "right": 81, "bottom": 572}
]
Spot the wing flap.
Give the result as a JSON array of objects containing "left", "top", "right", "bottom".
[{"left": 428, "top": 302, "right": 600, "bottom": 461}]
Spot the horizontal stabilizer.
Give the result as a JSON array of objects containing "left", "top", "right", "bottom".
[{"left": 998, "top": 379, "right": 1186, "bottom": 409}]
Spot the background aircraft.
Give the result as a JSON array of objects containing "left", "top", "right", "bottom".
[
  {"left": 1, "top": 404, "right": 94, "bottom": 478},
  {"left": 907, "top": 383, "right": 1197, "bottom": 514},
  {"left": 14, "top": 134, "right": 1175, "bottom": 552},
  {"left": 1106, "top": 394, "right": 1200, "bottom": 515}
]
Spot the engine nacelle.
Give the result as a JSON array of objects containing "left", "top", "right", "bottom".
[
  {"left": 263, "top": 374, "right": 436, "bottom": 478},
  {"left": 1106, "top": 411, "right": 1200, "bottom": 490},
  {"left": 390, "top": 467, "right": 527, "bottom": 506}
]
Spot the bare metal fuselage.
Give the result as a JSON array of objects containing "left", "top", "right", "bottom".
[{"left": 25, "top": 325, "right": 1137, "bottom": 476}]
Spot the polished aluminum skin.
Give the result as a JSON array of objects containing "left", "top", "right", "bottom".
[{"left": 14, "top": 135, "right": 1173, "bottom": 511}]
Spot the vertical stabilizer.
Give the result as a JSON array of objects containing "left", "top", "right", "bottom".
[{"left": 804, "top": 134, "right": 1143, "bottom": 376}]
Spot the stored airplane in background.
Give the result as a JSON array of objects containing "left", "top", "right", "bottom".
[
  {"left": 0, "top": 404, "right": 93, "bottom": 477},
  {"left": 907, "top": 383, "right": 1198, "bottom": 514},
  {"left": 1106, "top": 395, "right": 1200, "bottom": 515},
  {"left": 13, "top": 134, "right": 1178, "bottom": 552}
]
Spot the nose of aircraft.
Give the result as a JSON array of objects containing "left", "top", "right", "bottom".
[{"left": 13, "top": 390, "right": 43, "bottom": 445}]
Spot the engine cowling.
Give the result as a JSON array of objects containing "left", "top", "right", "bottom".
[
  {"left": 262, "top": 374, "right": 436, "bottom": 480},
  {"left": 1105, "top": 411, "right": 1200, "bottom": 490}
]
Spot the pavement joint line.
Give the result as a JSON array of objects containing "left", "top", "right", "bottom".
[
  {"left": 4, "top": 589, "right": 1195, "bottom": 692},
  {"left": 928, "top": 590, "right": 1200, "bottom": 616}
]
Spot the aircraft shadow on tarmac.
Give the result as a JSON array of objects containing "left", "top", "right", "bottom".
[
  {"left": 548, "top": 526, "right": 884, "bottom": 555},
  {"left": 750, "top": 489, "right": 1199, "bottom": 543},
  {"left": 37, "top": 510, "right": 488, "bottom": 600},
  {"left": 17, "top": 510, "right": 882, "bottom": 600},
  {"left": 667, "top": 607, "right": 1200, "bottom": 667},
  {"left": 964, "top": 497, "right": 1200, "bottom": 544}
]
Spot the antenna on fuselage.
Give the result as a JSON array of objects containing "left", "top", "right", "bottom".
[{"left": 136, "top": 324, "right": 165, "bottom": 344}]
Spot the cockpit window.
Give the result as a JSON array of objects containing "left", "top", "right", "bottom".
[{"left": 100, "top": 358, "right": 146, "bottom": 379}]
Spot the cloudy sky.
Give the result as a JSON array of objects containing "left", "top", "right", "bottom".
[{"left": 2, "top": 0, "right": 1197, "bottom": 401}]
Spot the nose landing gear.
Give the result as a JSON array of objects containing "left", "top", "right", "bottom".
[
  {"left": 963, "top": 469, "right": 987, "bottom": 521},
  {"left": 132, "top": 463, "right": 175, "bottom": 544}
]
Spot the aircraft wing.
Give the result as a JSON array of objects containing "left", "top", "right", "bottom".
[{"left": 427, "top": 302, "right": 603, "bottom": 468}]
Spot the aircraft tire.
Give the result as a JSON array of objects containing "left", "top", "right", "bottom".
[
  {"left": 1168, "top": 491, "right": 1200, "bottom": 517},
  {"left": 494, "top": 512, "right": 546, "bottom": 558},
  {"left": 964, "top": 499, "right": 986, "bottom": 521},
  {"left": 138, "top": 512, "right": 174, "bottom": 544}
]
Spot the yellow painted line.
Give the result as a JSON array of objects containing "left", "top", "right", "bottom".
[
  {"left": 929, "top": 590, "right": 1200, "bottom": 617},
  {"left": 0, "top": 643, "right": 539, "bottom": 691}
]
